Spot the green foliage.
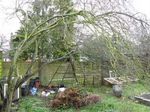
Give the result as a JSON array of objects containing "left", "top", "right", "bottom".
[{"left": 18, "top": 97, "right": 49, "bottom": 112}]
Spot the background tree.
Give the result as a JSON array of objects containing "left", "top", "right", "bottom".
[
  {"left": 74, "top": 0, "right": 150, "bottom": 84},
  {"left": 133, "top": 24, "right": 150, "bottom": 78}
]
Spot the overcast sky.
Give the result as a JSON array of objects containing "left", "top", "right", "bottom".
[{"left": 0, "top": 0, "right": 150, "bottom": 38}]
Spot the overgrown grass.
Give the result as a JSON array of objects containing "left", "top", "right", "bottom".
[
  {"left": 18, "top": 83, "right": 150, "bottom": 112},
  {"left": 18, "top": 96, "right": 49, "bottom": 112}
]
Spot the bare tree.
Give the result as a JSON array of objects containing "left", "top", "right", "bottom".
[{"left": 74, "top": 0, "right": 150, "bottom": 84}]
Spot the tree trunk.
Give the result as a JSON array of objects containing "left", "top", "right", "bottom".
[
  {"left": 2, "top": 89, "right": 13, "bottom": 112},
  {"left": 100, "top": 57, "right": 109, "bottom": 85},
  {"left": 69, "top": 55, "right": 78, "bottom": 83},
  {"left": 38, "top": 59, "right": 42, "bottom": 81}
]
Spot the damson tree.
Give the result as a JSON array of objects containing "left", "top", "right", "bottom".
[{"left": 0, "top": 0, "right": 150, "bottom": 112}]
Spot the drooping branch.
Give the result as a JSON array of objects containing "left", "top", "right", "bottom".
[{"left": 13, "top": 11, "right": 82, "bottom": 63}]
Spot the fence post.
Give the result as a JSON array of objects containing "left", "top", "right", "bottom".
[{"left": 0, "top": 50, "right": 2, "bottom": 78}]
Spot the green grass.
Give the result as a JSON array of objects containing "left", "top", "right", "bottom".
[
  {"left": 18, "top": 83, "right": 150, "bottom": 112},
  {"left": 17, "top": 96, "right": 49, "bottom": 112}
]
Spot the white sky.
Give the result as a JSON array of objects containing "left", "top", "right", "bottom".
[
  {"left": 0, "top": 0, "right": 20, "bottom": 37},
  {"left": 0, "top": 0, "right": 150, "bottom": 38},
  {"left": 132, "top": 0, "right": 150, "bottom": 18}
]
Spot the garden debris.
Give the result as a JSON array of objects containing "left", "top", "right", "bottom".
[
  {"left": 21, "top": 81, "right": 28, "bottom": 96},
  {"left": 104, "top": 77, "right": 123, "bottom": 85},
  {"left": 135, "top": 93, "right": 150, "bottom": 106},
  {"left": 29, "top": 77, "right": 41, "bottom": 96},
  {"left": 58, "top": 84, "right": 66, "bottom": 92},
  {"left": 128, "top": 96, "right": 135, "bottom": 100},
  {"left": 30, "top": 87, "right": 38, "bottom": 95},
  {"left": 40, "top": 88, "right": 55, "bottom": 97},
  {"left": 104, "top": 76, "right": 139, "bottom": 86},
  {"left": 40, "top": 84, "right": 67, "bottom": 97},
  {"left": 49, "top": 88, "right": 101, "bottom": 109},
  {"left": 112, "top": 84, "right": 123, "bottom": 97},
  {"left": 41, "top": 90, "right": 50, "bottom": 97},
  {"left": 104, "top": 71, "right": 139, "bottom": 86}
]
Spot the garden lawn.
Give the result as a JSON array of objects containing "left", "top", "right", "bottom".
[{"left": 18, "top": 83, "right": 150, "bottom": 112}]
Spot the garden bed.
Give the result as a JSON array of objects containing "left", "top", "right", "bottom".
[
  {"left": 135, "top": 93, "right": 150, "bottom": 106},
  {"left": 104, "top": 77, "right": 123, "bottom": 85},
  {"left": 104, "top": 76, "right": 139, "bottom": 86}
]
